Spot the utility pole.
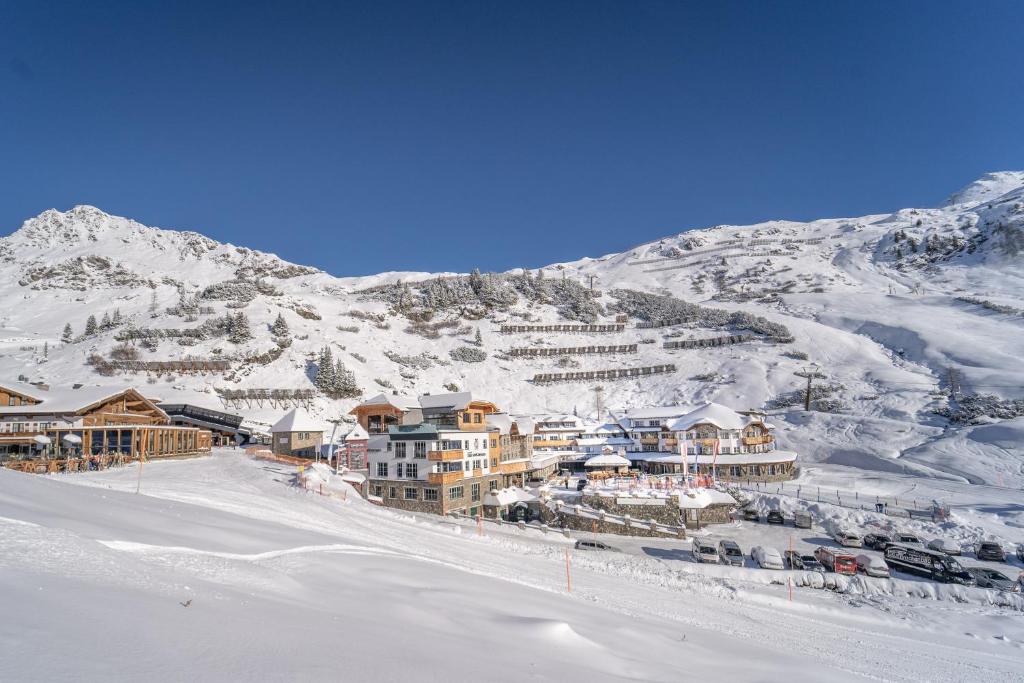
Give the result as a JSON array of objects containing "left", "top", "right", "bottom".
[
  {"left": 592, "top": 386, "right": 605, "bottom": 420},
  {"left": 794, "top": 363, "right": 825, "bottom": 412}
]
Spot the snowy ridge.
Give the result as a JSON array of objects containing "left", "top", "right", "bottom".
[{"left": 1, "top": 172, "right": 1023, "bottom": 487}]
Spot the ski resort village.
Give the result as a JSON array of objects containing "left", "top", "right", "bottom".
[{"left": 2, "top": 171, "right": 1024, "bottom": 680}]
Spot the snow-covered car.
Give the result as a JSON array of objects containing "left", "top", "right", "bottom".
[
  {"left": 863, "top": 533, "right": 892, "bottom": 550},
  {"left": 793, "top": 511, "right": 812, "bottom": 529},
  {"left": 926, "top": 538, "right": 961, "bottom": 555},
  {"left": 742, "top": 508, "right": 759, "bottom": 522},
  {"left": 855, "top": 554, "right": 891, "bottom": 578},
  {"left": 784, "top": 550, "right": 824, "bottom": 572},
  {"left": 766, "top": 510, "right": 785, "bottom": 525},
  {"left": 692, "top": 542, "right": 719, "bottom": 564},
  {"left": 833, "top": 530, "right": 863, "bottom": 548},
  {"left": 975, "top": 541, "right": 1006, "bottom": 562},
  {"left": 751, "top": 545, "right": 784, "bottom": 570},
  {"left": 895, "top": 533, "right": 923, "bottom": 547},
  {"left": 966, "top": 567, "right": 1019, "bottom": 592},
  {"left": 718, "top": 540, "right": 744, "bottom": 566},
  {"left": 574, "top": 540, "right": 620, "bottom": 552}
]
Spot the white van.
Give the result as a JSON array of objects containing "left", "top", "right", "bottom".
[{"left": 855, "top": 554, "right": 890, "bottom": 578}]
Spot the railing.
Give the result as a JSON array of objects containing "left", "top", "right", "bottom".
[
  {"left": 471, "top": 468, "right": 483, "bottom": 478},
  {"left": 742, "top": 435, "right": 773, "bottom": 446},
  {"left": 427, "top": 448, "right": 464, "bottom": 462},
  {"left": 532, "top": 364, "right": 676, "bottom": 384},
  {"left": 428, "top": 471, "right": 463, "bottom": 485}
]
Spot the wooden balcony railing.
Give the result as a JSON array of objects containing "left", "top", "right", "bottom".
[
  {"left": 427, "top": 471, "right": 463, "bottom": 485},
  {"left": 742, "top": 435, "right": 773, "bottom": 446},
  {"left": 427, "top": 448, "right": 464, "bottom": 462},
  {"left": 471, "top": 468, "right": 483, "bottom": 478}
]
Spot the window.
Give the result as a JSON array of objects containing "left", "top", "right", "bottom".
[
  {"left": 490, "top": 439, "right": 497, "bottom": 448},
  {"left": 414, "top": 441, "right": 426, "bottom": 458},
  {"left": 729, "top": 466, "right": 742, "bottom": 477},
  {"left": 376, "top": 462, "right": 388, "bottom": 477},
  {"left": 423, "top": 488, "right": 439, "bottom": 501},
  {"left": 397, "top": 463, "right": 404, "bottom": 478},
  {"left": 448, "top": 485, "right": 464, "bottom": 499},
  {"left": 491, "top": 458, "right": 497, "bottom": 468},
  {"left": 404, "top": 487, "right": 418, "bottom": 500},
  {"left": 473, "top": 413, "right": 481, "bottom": 423},
  {"left": 471, "top": 483, "right": 481, "bottom": 502},
  {"left": 386, "top": 441, "right": 392, "bottom": 451},
  {"left": 462, "top": 412, "right": 471, "bottom": 423},
  {"left": 394, "top": 442, "right": 407, "bottom": 458},
  {"left": 488, "top": 480, "right": 498, "bottom": 491},
  {"left": 474, "top": 438, "right": 479, "bottom": 449},
  {"left": 371, "top": 485, "right": 383, "bottom": 497},
  {"left": 405, "top": 463, "right": 418, "bottom": 478},
  {"left": 388, "top": 487, "right": 396, "bottom": 499}
]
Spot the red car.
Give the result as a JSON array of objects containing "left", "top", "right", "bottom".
[{"left": 814, "top": 546, "right": 857, "bottom": 575}]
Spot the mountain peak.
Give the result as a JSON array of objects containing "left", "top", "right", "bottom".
[{"left": 941, "top": 171, "right": 1024, "bottom": 208}]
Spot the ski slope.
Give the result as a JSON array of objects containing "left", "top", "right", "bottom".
[{"left": 3, "top": 451, "right": 1024, "bottom": 681}]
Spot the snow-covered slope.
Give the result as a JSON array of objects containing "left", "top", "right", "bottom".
[{"left": 1, "top": 173, "right": 1022, "bottom": 484}]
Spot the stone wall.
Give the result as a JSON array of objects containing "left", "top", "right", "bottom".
[{"left": 581, "top": 493, "right": 682, "bottom": 526}]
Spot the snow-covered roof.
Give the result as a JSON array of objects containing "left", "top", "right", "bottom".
[
  {"left": 636, "top": 450, "right": 798, "bottom": 465},
  {"left": 614, "top": 405, "right": 692, "bottom": 420},
  {"left": 418, "top": 391, "right": 473, "bottom": 412},
  {"left": 482, "top": 487, "right": 537, "bottom": 507},
  {"left": 486, "top": 412, "right": 513, "bottom": 434},
  {"left": 0, "top": 384, "right": 163, "bottom": 416},
  {"left": 353, "top": 392, "right": 420, "bottom": 411},
  {"left": 343, "top": 423, "right": 369, "bottom": 441},
  {"left": 271, "top": 408, "right": 322, "bottom": 433},
  {"left": 0, "top": 380, "right": 48, "bottom": 401},
  {"left": 575, "top": 436, "right": 633, "bottom": 447},
  {"left": 666, "top": 402, "right": 751, "bottom": 432},
  {"left": 674, "top": 488, "right": 738, "bottom": 509},
  {"left": 584, "top": 452, "right": 631, "bottom": 468}
]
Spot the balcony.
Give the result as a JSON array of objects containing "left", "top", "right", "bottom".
[
  {"left": 427, "top": 448, "right": 464, "bottom": 462},
  {"left": 640, "top": 435, "right": 660, "bottom": 444},
  {"left": 471, "top": 468, "right": 483, "bottom": 478},
  {"left": 743, "top": 435, "right": 773, "bottom": 446},
  {"left": 427, "top": 471, "right": 463, "bottom": 485},
  {"left": 537, "top": 438, "right": 573, "bottom": 448},
  {"left": 498, "top": 460, "right": 530, "bottom": 474}
]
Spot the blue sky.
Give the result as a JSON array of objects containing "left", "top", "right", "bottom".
[{"left": 1, "top": 1, "right": 1022, "bottom": 275}]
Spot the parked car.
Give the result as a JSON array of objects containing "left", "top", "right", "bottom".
[
  {"left": 784, "top": 550, "right": 824, "bottom": 572},
  {"left": 926, "top": 538, "right": 961, "bottom": 555},
  {"left": 833, "top": 530, "right": 863, "bottom": 548},
  {"left": 766, "top": 510, "right": 785, "bottom": 525},
  {"left": 855, "top": 554, "right": 891, "bottom": 578},
  {"left": 575, "top": 479, "right": 588, "bottom": 492},
  {"left": 975, "top": 541, "right": 1006, "bottom": 562},
  {"left": 693, "top": 541, "right": 719, "bottom": 563},
  {"left": 814, "top": 546, "right": 857, "bottom": 575},
  {"left": 751, "top": 545, "right": 784, "bottom": 570},
  {"left": 884, "top": 544, "right": 975, "bottom": 585},
  {"left": 895, "top": 533, "right": 923, "bottom": 547},
  {"left": 574, "top": 540, "right": 620, "bottom": 552},
  {"left": 742, "top": 508, "right": 760, "bottom": 522},
  {"left": 966, "top": 567, "right": 1020, "bottom": 592},
  {"left": 718, "top": 540, "right": 744, "bottom": 566},
  {"left": 863, "top": 533, "right": 892, "bottom": 550},
  {"left": 793, "top": 511, "right": 812, "bottom": 529}
]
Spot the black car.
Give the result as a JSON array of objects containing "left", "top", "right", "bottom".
[
  {"left": 766, "top": 510, "right": 785, "bottom": 525},
  {"left": 975, "top": 541, "right": 1006, "bottom": 562},
  {"left": 742, "top": 508, "right": 760, "bottom": 522},
  {"left": 863, "top": 533, "right": 892, "bottom": 551},
  {"left": 576, "top": 479, "right": 588, "bottom": 491},
  {"left": 783, "top": 550, "right": 824, "bottom": 572}
]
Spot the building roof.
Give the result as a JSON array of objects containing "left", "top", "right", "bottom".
[
  {"left": 343, "top": 423, "right": 369, "bottom": 441},
  {"left": 576, "top": 436, "right": 633, "bottom": 447},
  {"left": 418, "top": 391, "right": 473, "bottom": 412},
  {"left": 584, "top": 452, "right": 632, "bottom": 468},
  {"left": 0, "top": 384, "right": 165, "bottom": 417},
  {"left": 482, "top": 487, "right": 538, "bottom": 507},
  {"left": 675, "top": 488, "right": 738, "bottom": 509},
  {"left": 387, "top": 423, "right": 439, "bottom": 440},
  {"left": 352, "top": 392, "right": 420, "bottom": 412},
  {"left": 271, "top": 408, "right": 322, "bottom": 433},
  {"left": 666, "top": 402, "right": 755, "bottom": 432},
  {"left": 485, "top": 412, "right": 514, "bottom": 434},
  {"left": 613, "top": 405, "right": 693, "bottom": 421},
  {"left": 633, "top": 450, "right": 798, "bottom": 465},
  {"left": 0, "top": 380, "right": 49, "bottom": 401}
]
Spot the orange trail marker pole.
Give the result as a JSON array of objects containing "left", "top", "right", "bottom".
[{"left": 565, "top": 549, "right": 572, "bottom": 593}]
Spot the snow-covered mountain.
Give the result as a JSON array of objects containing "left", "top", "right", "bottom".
[{"left": 2, "top": 173, "right": 1023, "bottom": 486}]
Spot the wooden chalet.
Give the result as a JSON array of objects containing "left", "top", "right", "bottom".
[{"left": 0, "top": 381, "right": 212, "bottom": 469}]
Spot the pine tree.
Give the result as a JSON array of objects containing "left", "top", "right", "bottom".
[
  {"left": 43, "top": 341, "right": 48, "bottom": 359},
  {"left": 469, "top": 268, "right": 484, "bottom": 294},
  {"left": 474, "top": 327, "right": 483, "bottom": 346},
  {"left": 61, "top": 323, "right": 74, "bottom": 344},
  {"left": 227, "top": 312, "right": 252, "bottom": 344},
  {"left": 85, "top": 314, "right": 99, "bottom": 337},
  {"left": 332, "top": 359, "right": 360, "bottom": 398},
  {"left": 112, "top": 309, "right": 122, "bottom": 326},
  {"left": 148, "top": 290, "right": 159, "bottom": 316},
  {"left": 101, "top": 312, "right": 112, "bottom": 329},
  {"left": 315, "top": 346, "right": 335, "bottom": 393},
  {"left": 271, "top": 313, "right": 291, "bottom": 348}
]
